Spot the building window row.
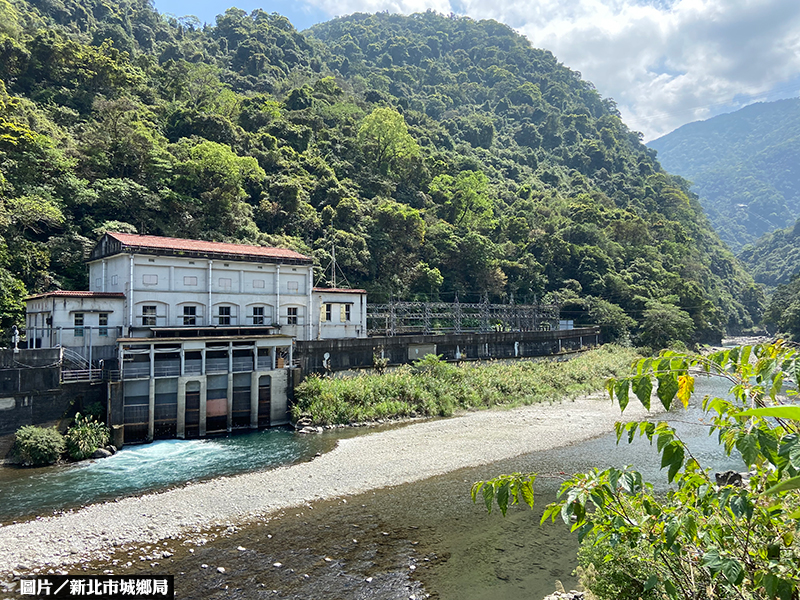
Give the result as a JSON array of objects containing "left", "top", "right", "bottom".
[
  {"left": 322, "top": 303, "right": 351, "bottom": 323},
  {"left": 135, "top": 305, "right": 285, "bottom": 327},
  {"left": 127, "top": 274, "right": 306, "bottom": 292},
  {"left": 73, "top": 313, "right": 109, "bottom": 336}
]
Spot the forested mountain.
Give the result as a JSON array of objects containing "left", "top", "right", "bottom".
[
  {"left": 0, "top": 0, "right": 761, "bottom": 345},
  {"left": 737, "top": 218, "right": 800, "bottom": 287},
  {"left": 649, "top": 98, "right": 800, "bottom": 252}
]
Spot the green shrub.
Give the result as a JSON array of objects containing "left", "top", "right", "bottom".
[
  {"left": 13, "top": 426, "right": 65, "bottom": 466},
  {"left": 293, "top": 345, "right": 640, "bottom": 425},
  {"left": 64, "top": 413, "right": 111, "bottom": 460},
  {"left": 577, "top": 535, "right": 661, "bottom": 600}
]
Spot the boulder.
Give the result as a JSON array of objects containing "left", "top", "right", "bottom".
[
  {"left": 715, "top": 470, "right": 743, "bottom": 487},
  {"left": 542, "top": 592, "right": 583, "bottom": 600},
  {"left": 91, "top": 448, "right": 113, "bottom": 459}
]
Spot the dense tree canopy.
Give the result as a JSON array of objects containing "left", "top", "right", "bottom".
[
  {"left": 739, "top": 218, "right": 800, "bottom": 288},
  {"left": 0, "top": 0, "right": 760, "bottom": 344}
]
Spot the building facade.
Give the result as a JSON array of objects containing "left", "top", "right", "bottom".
[
  {"left": 24, "top": 233, "right": 367, "bottom": 443},
  {"left": 25, "top": 291, "right": 125, "bottom": 361}
]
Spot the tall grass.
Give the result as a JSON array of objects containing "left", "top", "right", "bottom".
[{"left": 293, "top": 345, "right": 640, "bottom": 425}]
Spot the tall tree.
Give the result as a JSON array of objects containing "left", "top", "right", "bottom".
[{"left": 357, "top": 107, "right": 419, "bottom": 176}]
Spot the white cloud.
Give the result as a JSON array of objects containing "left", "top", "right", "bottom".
[
  {"left": 308, "top": 0, "right": 451, "bottom": 19},
  {"left": 301, "top": 0, "right": 800, "bottom": 139}
]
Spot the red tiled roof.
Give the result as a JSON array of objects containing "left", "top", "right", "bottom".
[
  {"left": 25, "top": 291, "right": 126, "bottom": 301},
  {"left": 106, "top": 232, "right": 311, "bottom": 262},
  {"left": 313, "top": 287, "right": 367, "bottom": 294}
]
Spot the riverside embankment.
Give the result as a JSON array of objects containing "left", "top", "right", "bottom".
[{"left": 0, "top": 392, "right": 656, "bottom": 580}]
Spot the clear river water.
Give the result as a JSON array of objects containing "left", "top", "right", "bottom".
[
  {"left": 2, "top": 377, "right": 743, "bottom": 599},
  {"left": 0, "top": 428, "right": 336, "bottom": 523}
]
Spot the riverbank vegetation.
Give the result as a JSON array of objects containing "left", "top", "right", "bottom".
[
  {"left": 292, "top": 345, "right": 639, "bottom": 425},
  {"left": 12, "top": 413, "right": 110, "bottom": 466},
  {"left": 477, "top": 341, "right": 800, "bottom": 599}
]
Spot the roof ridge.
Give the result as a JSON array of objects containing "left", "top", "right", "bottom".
[{"left": 99, "top": 232, "right": 312, "bottom": 262}]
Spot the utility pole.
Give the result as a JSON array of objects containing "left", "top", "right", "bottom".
[{"left": 331, "top": 243, "right": 336, "bottom": 288}]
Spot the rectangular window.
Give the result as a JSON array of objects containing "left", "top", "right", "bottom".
[
  {"left": 252, "top": 306, "right": 264, "bottom": 325},
  {"left": 142, "top": 306, "right": 157, "bottom": 326},
  {"left": 184, "top": 276, "right": 198, "bottom": 286},
  {"left": 111, "top": 274, "right": 118, "bottom": 286},
  {"left": 287, "top": 307, "right": 298, "bottom": 325},
  {"left": 95, "top": 278, "right": 102, "bottom": 288},
  {"left": 287, "top": 281, "right": 299, "bottom": 293},
  {"left": 74, "top": 313, "right": 84, "bottom": 337},
  {"left": 341, "top": 304, "right": 351, "bottom": 322},
  {"left": 99, "top": 313, "right": 108, "bottom": 337},
  {"left": 324, "top": 303, "right": 332, "bottom": 322},
  {"left": 183, "top": 306, "right": 196, "bottom": 326},
  {"left": 253, "top": 279, "right": 265, "bottom": 289},
  {"left": 219, "top": 277, "right": 232, "bottom": 289},
  {"left": 142, "top": 274, "right": 158, "bottom": 285},
  {"left": 218, "top": 306, "right": 231, "bottom": 325}
]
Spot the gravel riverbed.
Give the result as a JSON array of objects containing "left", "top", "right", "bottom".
[{"left": 0, "top": 394, "right": 654, "bottom": 579}]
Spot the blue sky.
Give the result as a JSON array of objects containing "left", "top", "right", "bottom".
[
  {"left": 154, "top": 0, "right": 800, "bottom": 140},
  {"left": 154, "top": 0, "right": 327, "bottom": 30}
]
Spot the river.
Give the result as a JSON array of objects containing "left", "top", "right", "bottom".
[{"left": 44, "top": 377, "right": 742, "bottom": 600}]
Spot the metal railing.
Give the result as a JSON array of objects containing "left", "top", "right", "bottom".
[
  {"left": 123, "top": 364, "right": 151, "bottom": 379},
  {"left": 61, "top": 369, "right": 105, "bottom": 382},
  {"left": 62, "top": 347, "right": 90, "bottom": 370}
]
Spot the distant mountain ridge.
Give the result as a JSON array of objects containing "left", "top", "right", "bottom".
[{"left": 649, "top": 98, "right": 800, "bottom": 252}]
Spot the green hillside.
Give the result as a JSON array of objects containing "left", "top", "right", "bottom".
[
  {"left": 649, "top": 98, "right": 800, "bottom": 252},
  {"left": 0, "top": 0, "right": 761, "bottom": 345},
  {"left": 738, "top": 218, "right": 800, "bottom": 287}
]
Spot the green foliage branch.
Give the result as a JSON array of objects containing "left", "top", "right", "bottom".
[
  {"left": 476, "top": 341, "right": 800, "bottom": 599},
  {"left": 64, "top": 412, "right": 110, "bottom": 461}
]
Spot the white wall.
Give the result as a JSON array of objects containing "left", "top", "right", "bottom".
[
  {"left": 25, "top": 296, "right": 125, "bottom": 348},
  {"left": 87, "top": 254, "right": 323, "bottom": 338},
  {"left": 312, "top": 291, "right": 367, "bottom": 339}
]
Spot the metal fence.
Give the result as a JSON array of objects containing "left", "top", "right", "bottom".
[
  {"left": 367, "top": 296, "right": 560, "bottom": 336},
  {"left": 61, "top": 369, "right": 118, "bottom": 383}
]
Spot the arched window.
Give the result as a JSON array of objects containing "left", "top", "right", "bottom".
[
  {"left": 213, "top": 303, "right": 238, "bottom": 326},
  {"left": 177, "top": 302, "right": 204, "bottom": 326},
  {"left": 135, "top": 301, "right": 167, "bottom": 327},
  {"left": 247, "top": 303, "right": 274, "bottom": 326}
]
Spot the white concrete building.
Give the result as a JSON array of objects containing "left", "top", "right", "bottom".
[
  {"left": 88, "top": 232, "right": 314, "bottom": 339},
  {"left": 312, "top": 287, "right": 368, "bottom": 340},
  {"left": 24, "top": 291, "right": 126, "bottom": 361},
  {"left": 23, "top": 233, "right": 368, "bottom": 442}
]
